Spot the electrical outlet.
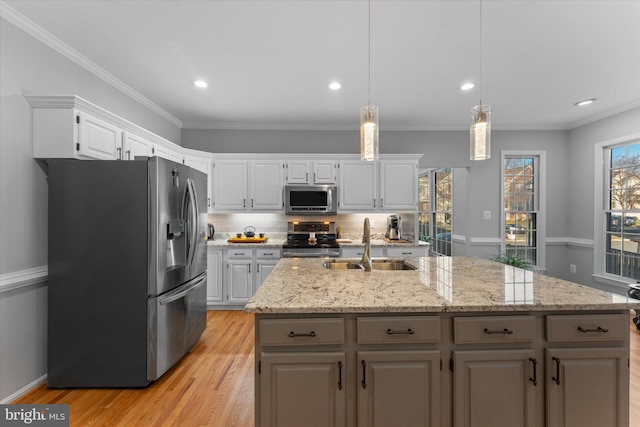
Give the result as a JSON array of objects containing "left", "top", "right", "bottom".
[
  {"left": 569, "top": 264, "right": 577, "bottom": 274},
  {"left": 483, "top": 211, "right": 491, "bottom": 220}
]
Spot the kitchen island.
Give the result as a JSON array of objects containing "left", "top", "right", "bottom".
[{"left": 245, "top": 256, "right": 639, "bottom": 427}]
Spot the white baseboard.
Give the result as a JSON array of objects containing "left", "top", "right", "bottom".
[{"left": 0, "top": 374, "right": 47, "bottom": 404}]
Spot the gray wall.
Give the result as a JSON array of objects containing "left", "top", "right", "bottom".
[
  {"left": 566, "top": 108, "right": 640, "bottom": 288},
  {"left": 0, "top": 18, "right": 181, "bottom": 402}
]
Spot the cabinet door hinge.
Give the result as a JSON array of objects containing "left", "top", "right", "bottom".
[
  {"left": 75, "top": 143, "right": 80, "bottom": 151},
  {"left": 76, "top": 115, "right": 80, "bottom": 124},
  {"left": 449, "top": 358, "right": 454, "bottom": 371},
  {"left": 258, "top": 360, "right": 261, "bottom": 374}
]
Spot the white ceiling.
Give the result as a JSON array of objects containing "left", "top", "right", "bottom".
[{"left": 3, "top": 0, "right": 640, "bottom": 131}]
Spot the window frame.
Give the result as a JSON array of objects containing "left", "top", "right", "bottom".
[
  {"left": 594, "top": 133, "right": 640, "bottom": 285},
  {"left": 500, "top": 150, "right": 546, "bottom": 269}
]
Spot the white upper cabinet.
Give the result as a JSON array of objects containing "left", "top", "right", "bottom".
[
  {"left": 122, "top": 132, "right": 151, "bottom": 160},
  {"left": 339, "top": 158, "right": 419, "bottom": 212},
  {"left": 312, "top": 160, "right": 337, "bottom": 183},
  {"left": 212, "top": 160, "right": 248, "bottom": 211},
  {"left": 249, "top": 160, "right": 284, "bottom": 210},
  {"left": 339, "top": 160, "right": 378, "bottom": 210},
  {"left": 185, "top": 155, "right": 213, "bottom": 212},
  {"left": 212, "top": 160, "right": 284, "bottom": 212},
  {"left": 286, "top": 160, "right": 310, "bottom": 184},
  {"left": 379, "top": 159, "right": 419, "bottom": 210},
  {"left": 286, "top": 160, "right": 336, "bottom": 184},
  {"left": 79, "top": 113, "right": 122, "bottom": 160}
]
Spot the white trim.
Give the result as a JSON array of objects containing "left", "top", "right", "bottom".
[
  {"left": 593, "top": 133, "right": 640, "bottom": 279},
  {"left": 546, "top": 237, "right": 595, "bottom": 248},
  {"left": 0, "top": 266, "right": 48, "bottom": 293},
  {"left": 0, "top": 374, "right": 48, "bottom": 404},
  {"left": 500, "top": 150, "right": 547, "bottom": 269},
  {"left": 451, "top": 234, "right": 466, "bottom": 243},
  {"left": 0, "top": 2, "right": 182, "bottom": 128},
  {"left": 468, "top": 237, "right": 502, "bottom": 246},
  {"left": 568, "top": 101, "right": 640, "bottom": 130},
  {"left": 591, "top": 274, "right": 635, "bottom": 296}
]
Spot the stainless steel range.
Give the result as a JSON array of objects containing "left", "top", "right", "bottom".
[{"left": 282, "top": 221, "right": 340, "bottom": 257}]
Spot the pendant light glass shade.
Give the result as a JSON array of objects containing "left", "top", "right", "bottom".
[
  {"left": 470, "top": 104, "right": 491, "bottom": 160},
  {"left": 360, "top": 105, "right": 379, "bottom": 161}
]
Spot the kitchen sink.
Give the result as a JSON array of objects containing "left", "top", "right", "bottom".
[{"left": 322, "top": 258, "right": 417, "bottom": 271}]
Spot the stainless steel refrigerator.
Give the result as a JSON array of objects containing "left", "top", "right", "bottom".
[{"left": 46, "top": 157, "right": 207, "bottom": 387}]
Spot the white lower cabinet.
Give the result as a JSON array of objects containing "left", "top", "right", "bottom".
[
  {"left": 206, "top": 248, "right": 223, "bottom": 306},
  {"left": 209, "top": 247, "right": 281, "bottom": 309}
]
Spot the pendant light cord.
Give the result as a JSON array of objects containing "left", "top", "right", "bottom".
[
  {"left": 368, "top": 0, "right": 372, "bottom": 105},
  {"left": 479, "top": 0, "right": 483, "bottom": 106}
]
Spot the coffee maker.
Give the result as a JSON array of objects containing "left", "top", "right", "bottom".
[{"left": 385, "top": 215, "right": 402, "bottom": 240}]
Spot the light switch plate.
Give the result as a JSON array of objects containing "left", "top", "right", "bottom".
[{"left": 483, "top": 211, "right": 491, "bottom": 220}]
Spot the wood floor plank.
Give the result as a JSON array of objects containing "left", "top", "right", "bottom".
[{"left": 11, "top": 310, "right": 640, "bottom": 426}]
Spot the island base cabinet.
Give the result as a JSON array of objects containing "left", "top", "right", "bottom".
[
  {"left": 357, "top": 350, "right": 441, "bottom": 427},
  {"left": 260, "top": 352, "right": 346, "bottom": 427},
  {"left": 545, "top": 347, "right": 629, "bottom": 427},
  {"left": 453, "top": 349, "right": 537, "bottom": 427}
]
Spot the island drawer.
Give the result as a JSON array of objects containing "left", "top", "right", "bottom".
[
  {"left": 259, "top": 318, "right": 345, "bottom": 346},
  {"left": 453, "top": 316, "right": 535, "bottom": 344},
  {"left": 357, "top": 316, "right": 440, "bottom": 344},
  {"left": 227, "top": 249, "right": 252, "bottom": 259},
  {"left": 546, "top": 314, "right": 629, "bottom": 342}
]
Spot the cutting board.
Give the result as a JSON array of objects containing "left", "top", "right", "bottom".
[
  {"left": 383, "top": 238, "right": 413, "bottom": 244},
  {"left": 227, "top": 236, "right": 269, "bottom": 243}
]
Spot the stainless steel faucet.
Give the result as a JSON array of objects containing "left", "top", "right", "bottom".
[{"left": 361, "top": 217, "right": 372, "bottom": 271}]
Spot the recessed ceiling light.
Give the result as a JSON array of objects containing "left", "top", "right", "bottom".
[
  {"left": 328, "top": 81, "right": 341, "bottom": 90},
  {"left": 460, "top": 82, "right": 475, "bottom": 91},
  {"left": 194, "top": 80, "right": 208, "bottom": 89},
  {"left": 574, "top": 98, "right": 596, "bottom": 106}
]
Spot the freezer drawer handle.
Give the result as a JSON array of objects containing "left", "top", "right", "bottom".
[{"left": 159, "top": 275, "right": 206, "bottom": 306}]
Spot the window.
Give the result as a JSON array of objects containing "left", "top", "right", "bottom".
[
  {"left": 433, "top": 168, "right": 452, "bottom": 256},
  {"left": 418, "top": 169, "right": 453, "bottom": 256},
  {"left": 502, "top": 155, "right": 540, "bottom": 266},
  {"left": 604, "top": 141, "right": 640, "bottom": 281},
  {"left": 418, "top": 173, "right": 430, "bottom": 242}
]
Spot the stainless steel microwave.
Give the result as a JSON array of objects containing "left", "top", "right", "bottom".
[{"left": 285, "top": 185, "right": 338, "bottom": 215}]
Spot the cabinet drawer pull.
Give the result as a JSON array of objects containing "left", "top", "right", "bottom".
[
  {"left": 263, "top": 252, "right": 273, "bottom": 256},
  {"left": 288, "top": 331, "right": 316, "bottom": 338},
  {"left": 401, "top": 252, "right": 412, "bottom": 255},
  {"left": 337, "top": 361, "right": 343, "bottom": 390},
  {"left": 483, "top": 328, "right": 513, "bottom": 335},
  {"left": 529, "top": 358, "right": 537, "bottom": 386},
  {"left": 577, "top": 326, "right": 609, "bottom": 333},
  {"left": 552, "top": 356, "right": 561, "bottom": 385},
  {"left": 361, "top": 360, "right": 367, "bottom": 389},
  {"left": 387, "top": 328, "right": 415, "bottom": 335}
]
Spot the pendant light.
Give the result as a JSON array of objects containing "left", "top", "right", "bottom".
[
  {"left": 470, "top": 0, "right": 491, "bottom": 161},
  {"left": 360, "top": 0, "right": 379, "bottom": 161}
]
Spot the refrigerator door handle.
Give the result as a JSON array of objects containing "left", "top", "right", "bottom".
[
  {"left": 183, "top": 178, "right": 198, "bottom": 267},
  {"left": 159, "top": 274, "right": 206, "bottom": 306}
]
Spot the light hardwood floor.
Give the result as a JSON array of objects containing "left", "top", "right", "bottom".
[{"left": 13, "top": 311, "right": 640, "bottom": 426}]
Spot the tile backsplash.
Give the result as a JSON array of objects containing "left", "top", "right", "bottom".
[{"left": 207, "top": 212, "right": 416, "bottom": 241}]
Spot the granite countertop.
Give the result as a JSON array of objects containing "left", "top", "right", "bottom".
[{"left": 245, "top": 256, "right": 640, "bottom": 314}]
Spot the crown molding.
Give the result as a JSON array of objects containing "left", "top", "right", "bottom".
[
  {"left": 567, "top": 101, "right": 640, "bottom": 130},
  {"left": 0, "top": 1, "right": 183, "bottom": 129}
]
